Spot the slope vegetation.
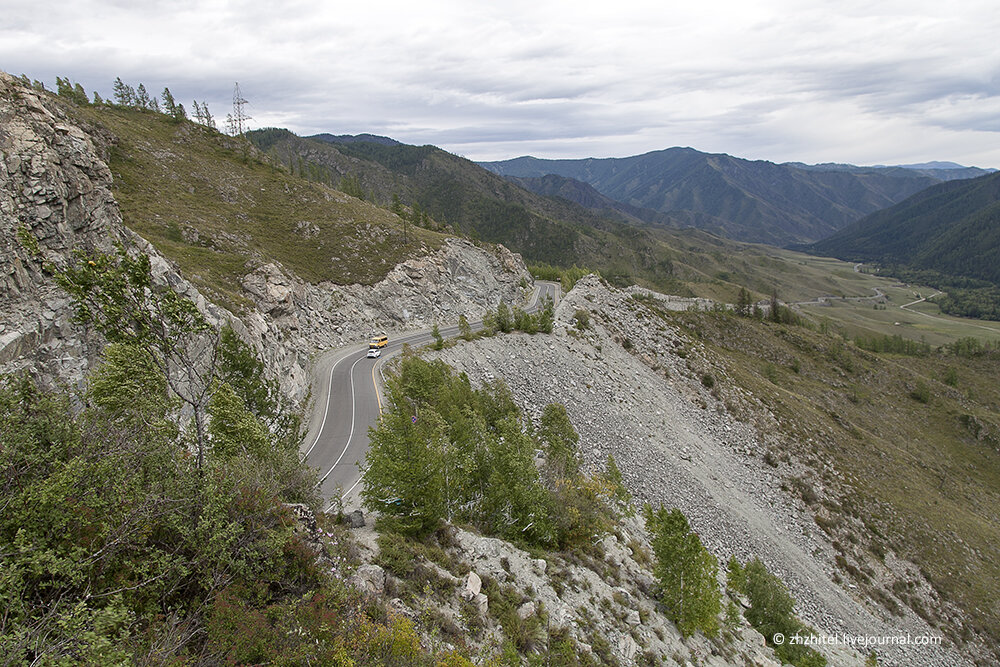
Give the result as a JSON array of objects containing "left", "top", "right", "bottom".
[
  {"left": 69, "top": 108, "right": 446, "bottom": 312},
  {"left": 437, "top": 276, "right": 1000, "bottom": 664}
]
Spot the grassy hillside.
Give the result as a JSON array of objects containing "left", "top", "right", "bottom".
[
  {"left": 251, "top": 128, "right": 690, "bottom": 286},
  {"left": 647, "top": 304, "right": 1000, "bottom": 658},
  {"left": 69, "top": 107, "right": 446, "bottom": 312}
]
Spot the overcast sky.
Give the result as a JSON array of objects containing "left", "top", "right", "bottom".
[{"left": 4, "top": 0, "right": 999, "bottom": 167}]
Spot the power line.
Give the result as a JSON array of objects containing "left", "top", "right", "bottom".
[{"left": 226, "top": 82, "right": 252, "bottom": 136}]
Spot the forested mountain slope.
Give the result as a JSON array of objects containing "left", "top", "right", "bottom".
[
  {"left": 807, "top": 170, "right": 1000, "bottom": 284},
  {"left": 806, "top": 170, "right": 1000, "bottom": 319},
  {"left": 479, "top": 149, "right": 951, "bottom": 245}
]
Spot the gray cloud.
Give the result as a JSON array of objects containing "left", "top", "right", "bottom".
[{"left": 2, "top": 0, "right": 998, "bottom": 167}]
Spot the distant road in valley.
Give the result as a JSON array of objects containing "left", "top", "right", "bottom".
[
  {"left": 302, "top": 281, "right": 560, "bottom": 511},
  {"left": 895, "top": 290, "right": 1000, "bottom": 333},
  {"left": 789, "top": 287, "right": 884, "bottom": 307},
  {"left": 899, "top": 291, "right": 943, "bottom": 310}
]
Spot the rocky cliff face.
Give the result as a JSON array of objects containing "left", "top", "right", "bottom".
[
  {"left": 238, "top": 238, "right": 529, "bottom": 401},
  {"left": 339, "top": 507, "right": 786, "bottom": 667},
  {"left": 0, "top": 71, "right": 126, "bottom": 384},
  {"left": 0, "top": 71, "right": 530, "bottom": 404}
]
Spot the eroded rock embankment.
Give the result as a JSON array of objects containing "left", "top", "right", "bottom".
[
  {"left": 428, "top": 275, "right": 967, "bottom": 667},
  {"left": 0, "top": 71, "right": 529, "bottom": 404}
]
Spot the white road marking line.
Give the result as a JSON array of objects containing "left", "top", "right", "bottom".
[
  {"left": 303, "top": 351, "right": 348, "bottom": 460},
  {"left": 318, "top": 355, "right": 362, "bottom": 484}
]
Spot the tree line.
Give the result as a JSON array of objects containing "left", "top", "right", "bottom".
[{"left": 17, "top": 73, "right": 221, "bottom": 131}]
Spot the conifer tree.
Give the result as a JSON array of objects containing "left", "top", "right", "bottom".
[
  {"left": 160, "top": 87, "right": 177, "bottom": 115},
  {"left": 769, "top": 289, "right": 781, "bottom": 323},
  {"left": 192, "top": 101, "right": 216, "bottom": 129},
  {"left": 72, "top": 83, "right": 88, "bottom": 105},
  {"left": 112, "top": 77, "right": 135, "bottom": 107},
  {"left": 112, "top": 77, "right": 126, "bottom": 104},
  {"left": 495, "top": 301, "right": 513, "bottom": 333},
  {"left": 458, "top": 314, "right": 473, "bottom": 340},
  {"left": 736, "top": 287, "right": 753, "bottom": 317},
  {"left": 203, "top": 103, "right": 216, "bottom": 129},
  {"left": 56, "top": 78, "right": 87, "bottom": 105},
  {"left": 55, "top": 76, "right": 71, "bottom": 97},
  {"left": 539, "top": 403, "right": 580, "bottom": 480},
  {"left": 135, "top": 83, "right": 151, "bottom": 109},
  {"left": 431, "top": 323, "right": 444, "bottom": 350}
]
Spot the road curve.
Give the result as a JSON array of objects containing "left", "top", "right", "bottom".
[{"left": 302, "top": 281, "right": 560, "bottom": 510}]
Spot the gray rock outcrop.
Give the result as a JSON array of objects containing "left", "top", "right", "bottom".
[
  {"left": 1, "top": 71, "right": 125, "bottom": 384},
  {"left": 1, "top": 71, "right": 530, "bottom": 408}
]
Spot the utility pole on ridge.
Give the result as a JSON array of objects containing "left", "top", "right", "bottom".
[{"left": 226, "top": 82, "right": 252, "bottom": 136}]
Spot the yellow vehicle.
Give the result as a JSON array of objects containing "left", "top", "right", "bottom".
[{"left": 369, "top": 334, "right": 388, "bottom": 349}]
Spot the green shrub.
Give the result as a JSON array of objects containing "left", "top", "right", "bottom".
[
  {"left": 644, "top": 505, "right": 721, "bottom": 637},
  {"left": 375, "top": 531, "right": 418, "bottom": 578},
  {"left": 742, "top": 559, "right": 827, "bottom": 667},
  {"left": 909, "top": 381, "right": 931, "bottom": 404},
  {"left": 362, "top": 357, "right": 614, "bottom": 548}
]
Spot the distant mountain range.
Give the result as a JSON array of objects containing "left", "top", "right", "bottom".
[
  {"left": 479, "top": 150, "right": 992, "bottom": 246},
  {"left": 785, "top": 160, "right": 992, "bottom": 182},
  {"left": 247, "top": 129, "right": 856, "bottom": 298},
  {"left": 248, "top": 130, "right": 1000, "bottom": 315}
]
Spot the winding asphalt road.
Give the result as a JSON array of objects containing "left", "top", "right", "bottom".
[{"left": 302, "top": 281, "right": 560, "bottom": 510}]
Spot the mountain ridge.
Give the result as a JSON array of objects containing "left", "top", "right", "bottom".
[{"left": 479, "top": 149, "right": 990, "bottom": 245}]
